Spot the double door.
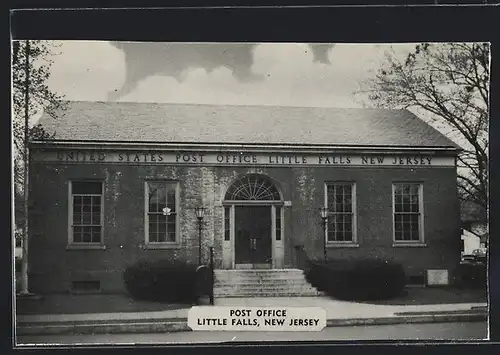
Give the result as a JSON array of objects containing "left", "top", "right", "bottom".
[{"left": 234, "top": 206, "right": 272, "bottom": 268}]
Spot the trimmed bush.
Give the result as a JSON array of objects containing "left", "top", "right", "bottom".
[
  {"left": 305, "top": 258, "right": 406, "bottom": 301},
  {"left": 123, "top": 260, "right": 201, "bottom": 303},
  {"left": 457, "top": 262, "right": 487, "bottom": 290}
]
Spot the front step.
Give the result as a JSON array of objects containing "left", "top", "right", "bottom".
[{"left": 214, "top": 269, "right": 323, "bottom": 297}]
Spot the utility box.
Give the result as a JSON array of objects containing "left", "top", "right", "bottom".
[{"left": 426, "top": 269, "right": 449, "bottom": 286}]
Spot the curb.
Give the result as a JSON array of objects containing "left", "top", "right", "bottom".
[
  {"left": 17, "top": 312, "right": 487, "bottom": 336},
  {"left": 17, "top": 319, "right": 191, "bottom": 336},
  {"left": 325, "top": 312, "right": 487, "bottom": 327}
]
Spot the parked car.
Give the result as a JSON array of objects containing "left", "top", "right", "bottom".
[
  {"left": 461, "top": 254, "right": 478, "bottom": 264},
  {"left": 472, "top": 248, "right": 487, "bottom": 263}
]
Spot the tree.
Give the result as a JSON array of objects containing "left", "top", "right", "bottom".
[
  {"left": 12, "top": 41, "right": 64, "bottom": 148},
  {"left": 12, "top": 40, "right": 67, "bottom": 294},
  {"left": 361, "top": 43, "right": 489, "bottom": 222}
]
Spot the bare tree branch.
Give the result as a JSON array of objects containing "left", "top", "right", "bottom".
[{"left": 359, "top": 43, "right": 489, "bottom": 222}]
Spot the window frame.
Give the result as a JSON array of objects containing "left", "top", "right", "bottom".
[
  {"left": 224, "top": 206, "right": 231, "bottom": 241},
  {"left": 67, "top": 180, "right": 105, "bottom": 249},
  {"left": 392, "top": 182, "right": 425, "bottom": 245},
  {"left": 275, "top": 205, "right": 282, "bottom": 241},
  {"left": 324, "top": 182, "right": 358, "bottom": 245},
  {"left": 144, "top": 180, "right": 181, "bottom": 247}
]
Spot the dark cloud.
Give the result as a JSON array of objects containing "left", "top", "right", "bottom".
[{"left": 108, "top": 42, "right": 335, "bottom": 100}]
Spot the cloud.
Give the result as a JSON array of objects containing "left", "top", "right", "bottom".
[
  {"left": 46, "top": 41, "right": 418, "bottom": 108},
  {"left": 47, "top": 41, "right": 126, "bottom": 101},
  {"left": 118, "top": 43, "right": 403, "bottom": 108},
  {"left": 107, "top": 42, "right": 337, "bottom": 101}
]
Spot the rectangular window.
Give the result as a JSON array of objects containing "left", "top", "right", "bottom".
[
  {"left": 146, "top": 181, "right": 179, "bottom": 243},
  {"left": 325, "top": 183, "right": 356, "bottom": 243},
  {"left": 224, "top": 207, "right": 230, "bottom": 241},
  {"left": 393, "top": 183, "right": 423, "bottom": 242},
  {"left": 275, "top": 206, "right": 282, "bottom": 241},
  {"left": 70, "top": 181, "right": 103, "bottom": 244}
]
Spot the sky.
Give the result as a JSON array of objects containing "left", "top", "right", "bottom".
[
  {"left": 41, "top": 41, "right": 467, "bottom": 146},
  {"left": 45, "top": 41, "right": 416, "bottom": 109}
]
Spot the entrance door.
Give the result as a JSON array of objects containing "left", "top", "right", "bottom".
[{"left": 234, "top": 206, "right": 272, "bottom": 268}]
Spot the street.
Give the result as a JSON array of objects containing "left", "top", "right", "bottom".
[{"left": 17, "top": 321, "right": 488, "bottom": 345}]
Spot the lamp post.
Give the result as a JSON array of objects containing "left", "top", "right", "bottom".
[
  {"left": 319, "top": 207, "right": 329, "bottom": 263},
  {"left": 195, "top": 207, "right": 206, "bottom": 265},
  {"left": 209, "top": 245, "right": 214, "bottom": 305}
]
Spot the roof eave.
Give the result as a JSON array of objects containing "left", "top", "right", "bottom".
[{"left": 30, "top": 139, "right": 461, "bottom": 154}]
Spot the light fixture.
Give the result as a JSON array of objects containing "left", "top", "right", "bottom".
[
  {"left": 195, "top": 207, "right": 206, "bottom": 220},
  {"left": 319, "top": 206, "right": 329, "bottom": 220}
]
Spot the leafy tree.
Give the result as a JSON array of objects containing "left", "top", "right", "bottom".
[
  {"left": 362, "top": 43, "right": 489, "bottom": 222},
  {"left": 12, "top": 40, "right": 66, "bottom": 293},
  {"left": 12, "top": 40, "right": 64, "bottom": 146},
  {"left": 13, "top": 40, "right": 66, "bottom": 208}
]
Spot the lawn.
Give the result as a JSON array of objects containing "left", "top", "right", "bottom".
[
  {"left": 360, "top": 287, "right": 487, "bottom": 306},
  {"left": 15, "top": 293, "right": 191, "bottom": 315}
]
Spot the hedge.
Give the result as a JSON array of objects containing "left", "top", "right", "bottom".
[
  {"left": 123, "top": 259, "right": 205, "bottom": 303},
  {"left": 457, "top": 262, "right": 487, "bottom": 289},
  {"left": 305, "top": 258, "right": 406, "bottom": 301}
]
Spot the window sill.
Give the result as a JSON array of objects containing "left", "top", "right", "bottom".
[
  {"left": 142, "top": 243, "right": 181, "bottom": 250},
  {"left": 66, "top": 244, "right": 107, "bottom": 250},
  {"left": 327, "top": 243, "right": 360, "bottom": 248},
  {"left": 392, "top": 243, "right": 427, "bottom": 248}
]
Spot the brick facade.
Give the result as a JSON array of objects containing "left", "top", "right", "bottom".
[{"left": 28, "top": 153, "right": 461, "bottom": 294}]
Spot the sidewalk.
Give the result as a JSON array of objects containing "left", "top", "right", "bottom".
[{"left": 16, "top": 296, "right": 487, "bottom": 335}]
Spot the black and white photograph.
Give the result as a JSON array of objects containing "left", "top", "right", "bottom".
[{"left": 12, "top": 40, "right": 489, "bottom": 345}]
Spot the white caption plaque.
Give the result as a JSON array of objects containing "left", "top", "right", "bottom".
[{"left": 188, "top": 306, "right": 327, "bottom": 332}]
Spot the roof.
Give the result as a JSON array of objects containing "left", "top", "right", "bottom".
[{"left": 36, "top": 101, "right": 461, "bottom": 148}]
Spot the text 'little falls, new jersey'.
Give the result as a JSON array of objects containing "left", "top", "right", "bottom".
[{"left": 188, "top": 307, "right": 327, "bottom": 332}]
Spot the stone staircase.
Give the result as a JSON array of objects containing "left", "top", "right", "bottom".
[{"left": 213, "top": 269, "right": 324, "bottom": 297}]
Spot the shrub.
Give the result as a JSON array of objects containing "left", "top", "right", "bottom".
[
  {"left": 457, "top": 262, "right": 487, "bottom": 290},
  {"left": 123, "top": 259, "right": 202, "bottom": 303},
  {"left": 305, "top": 258, "right": 406, "bottom": 301}
]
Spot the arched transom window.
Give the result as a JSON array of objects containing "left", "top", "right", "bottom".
[{"left": 225, "top": 174, "right": 281, "bottom": 201}]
